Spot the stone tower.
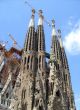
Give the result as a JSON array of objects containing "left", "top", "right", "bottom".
[
  {"left": 33, "top": 10, "right": 47, "bottom": 110},
  {"left": 20, "top": 9, "right": 47, "bottom": 110},
  {"left": 48, "top": 20, "right": 76, "bottom": 110},
  {"left": 21, "top": 9, "right": 37, "bottom": 110},
  {"left": 9, "top": 10, "right": 76, "bottom": 110}
]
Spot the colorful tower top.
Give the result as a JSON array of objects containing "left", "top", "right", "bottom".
[
  {"left": 52, "top": 19, "right": 56, "bottom": 36},
  {"left": 50, "top": 19, "right": 57, "bottom": 61},
  {"left": 37, "top": 10, "right": 45, "bottom": 51},
  {"left": 57, "top": 29, "right": 63, "bottom": 48},
  {"left": 24, "top": 9, "right": 37, "bottom": 51},
  {"left": 38, "top": 10, "right": 44, "bottom": 26},
  {"left": 29, "top": 9, "right": 35, "bottom": 27}
]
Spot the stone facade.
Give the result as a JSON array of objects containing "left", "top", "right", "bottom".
[{"left": 0, "top": 10, "right": 76, "bottom": 110}]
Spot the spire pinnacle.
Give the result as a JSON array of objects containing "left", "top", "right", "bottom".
[
  {"left": 57, "top": 29, "right": 61, "bottom": 38},
  {"left": 29, "top": 9, "right": 35, "bottom": 28},
  {"left": 57, "top": 29, "right": 63, "bottom": 48},
  {"left": 38, "top": 10, "right": 44, "bottom": 26},
  {"left": 32, "top": 9, "right": 35, "bottom": 16},
  {"left": 51, "top": 19, "right": 56, "bottom": 36},
  {"left": 52, "top": 19, "right": 55, "bottom": 28}
]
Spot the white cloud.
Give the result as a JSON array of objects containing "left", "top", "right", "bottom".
[
  {"left": 68, "top": 20, "right": 73, "bottom": 26},
  {"left": 75, "top": 93, "right": 80, "bottom": 109},
  {"left": 63, "top": 20, "right": 80, "bottom": 55},
  {"left": 68, "top": 16, "right": 74, "bottom": 27}
]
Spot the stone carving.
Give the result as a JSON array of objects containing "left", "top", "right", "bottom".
[{"left": 0, "top": 10, "right": 76, "bottom": 110}]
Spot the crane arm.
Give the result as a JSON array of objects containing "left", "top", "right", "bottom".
[
  {"left": 8, "top": 33, "right": 17, "bottom": 44},
  {"left": 8, "top": 33, "right": 21, "bottom": 49}
]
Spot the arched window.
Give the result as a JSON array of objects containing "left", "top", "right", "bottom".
[
  {"left": 57, "top": 64, "right": 59, "bottom": 70},
  {"left": 39, "top": 56, "right": 41, "bottom": 69},
  {"left": 56, "top": 90, "right": 60, "bottom": 97},
  {"left": 24, "top": 57, "right": 26, "bottom": 65},
  {"left": 22, "top": 103, "right": 27, "bottom": 110},
  {"left": 24, "top": 90, "right": 26, "bottom": 99},
  {"left": 27, "top": 56, "right": 30, "bottom": 63},
  {"left": 26, "top": 33, "right": 29, "bottom": 51},
  {"left": 22, "top": 89, "right": 26, "bottom": 99},
  {"left": 27, "top": 56, "right": 30, "bottom": 69},
  {"left": 54, "top": 42, "right": 56, "bottom": 53},
  {"left": 31, "top": 56, "right": 33, "bottom": 70},
  {"left": 22, "top": 90, "right": 23, "bottom": 99},
  {"left": 24, "top": 103, "right": 27, "bottom": 110},
  {"left": 64, "top": 74, "right": 67, "bottom": 81},
  {"left": 6, "top": 93, "right": 9, "bottom": 98},
  {"left": 35, "top": 58, "right": 38, "bottom": 71},
  {"left": 42, "top": 57, "right": 44, "bottom": 69},
  {"left": 51, "top": 82, "right": 54, "bottom": 95},
  {"left": 39, "top": 105, "right": 43, "bottom": 110},
  {"left": 39, "top": 32, "right": 41, "bottom": 50},
  {"left": 22, "top": 104, "right": 25, "bottom": 110},
  {"left": 65, "top": 74, "right": 67, "bottom": 81},
  {"left": 29, "top": 35, "right": 32, "bottom": 50}
]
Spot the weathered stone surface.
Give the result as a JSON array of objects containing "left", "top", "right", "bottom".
[{"left": 0, "top": 10, "right": 76, "bottom": 110}]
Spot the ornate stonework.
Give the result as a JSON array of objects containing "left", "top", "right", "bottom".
[{"left": 0, "top": 10, "right": 76, "bottom": 110}]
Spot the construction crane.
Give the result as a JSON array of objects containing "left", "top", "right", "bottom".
[
  {"left": 0, "top": 46, "right": 22, "bottom": 69},
  {"left": 0, "top": 37, "right": 22, "bottom": 72},
  {"left": 0, "top": 41, "right": 22, "bottom": 58},
  {"left": 8, "top": 33, "right": 21, "bottom": 49}
]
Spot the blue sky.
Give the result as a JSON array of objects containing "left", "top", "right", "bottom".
[{"left": 0, "top": 0, "right": 80, "bottom": 109}]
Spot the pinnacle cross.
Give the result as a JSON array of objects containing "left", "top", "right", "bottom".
[
  {"left": 32, "top": 8, "right": 35, "bottom": 16},
  {"left": 57, "top": 29, "right": 61, "bottom": 37},
  {"left": 52, "top": 19, "right": 55, "bottom": 28},
  {"left": 38, "top": 10, "right": 44, "bottom": 25},
  {"left": 39, "top": 10, "right": 43, "bottom": 16},
  {"left": 51, "top": 19, "right": 56, "bottom": 36},
  {"left": 29, "top": 9, "right": 35, "bottom": 27}
]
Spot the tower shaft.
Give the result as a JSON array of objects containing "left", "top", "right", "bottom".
[{"left": 9, "top": 10, "right": 76, "bottom": 110}]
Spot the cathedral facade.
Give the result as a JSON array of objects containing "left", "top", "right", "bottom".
[{"left": 0, "top": 9, "right": 76, "bottom": 110}]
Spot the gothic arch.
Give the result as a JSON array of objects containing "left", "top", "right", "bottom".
[
  {"left": 22, "top": 103, "right": 27, "bottom": 110},
  {"left": 22, "top": 88, "right": 26, "bottom": 99},
  {"left": 27, "top": 56, "right": 30, "bottom": 69}
]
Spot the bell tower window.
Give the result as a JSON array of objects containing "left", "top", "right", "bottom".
[
  {"left": 27, "top": 56, "right": 30, "bottom": 69},
  {"left": 56, "top": 90, "right": 60, "bottom": 97}
]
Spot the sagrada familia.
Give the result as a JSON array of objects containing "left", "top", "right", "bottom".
[{"left": 0, "top": 9, "right": 76, "bottom": 110}]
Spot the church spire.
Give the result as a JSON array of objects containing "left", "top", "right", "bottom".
[
  {"left": 36, "top": 10, "right": 47, "bottom": 110},
  {"left": 23, "top": 9, "right": 37, "bottom": 72},
  {"left": 37, "top": 10, "right": 45, "bottom": 52},
  {"left": 37, "top": 10, "right": 46, "bottom": 71},
  {"left": 21, "top": 9, "right": 38, "bottom": 110},
  {"left": 50, "top": 19, "right": 57, "bottom": 61},
  {"left": 52, "top": 19, "right": 56, "bottom": 36},
  {"left": 29, "top": 9, "right": 35, "bottom": 28},
  {"left": 24, "top": 9, "right": 37, "bottom": 52},
  {"left": 57, "top": 29, "right": 63, "bottom": 48},
  {"left": 38, "top": 10, "right": 44, "bottom": 26}
]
